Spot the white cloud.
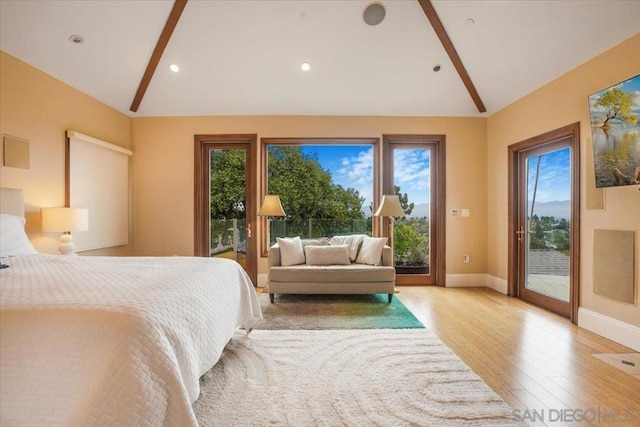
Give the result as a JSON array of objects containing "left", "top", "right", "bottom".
[
  {"left": 392, "top": 149, "right": 430, "bottom": 204},
  {"left": 333, "top": 147, "right": 433, "bottom": 212},
  {"left": 335, "top": 148, "right": 374, "bottom": 211}
]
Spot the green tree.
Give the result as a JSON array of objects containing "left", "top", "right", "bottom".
[
  {"left": 595, "top": 87, "right": 638, "bottom": 129},
  {"left": 267, "top": 146, "right": 365, "bottom": 236},
  {"left": 552, "top": 230, "right": 569, "bottom": 254},
  {"left": 394, "top": 223, "right": 424, "bottom": 264},
  {"left": 555, "top": 218, "right": 569, "bottom": 231},
  {"left": 210, "top": 149, "right": 246, "bottom": 219},
  {"left": 529, "top": 220, "right": 547, "bottom": 249},
  {"left": 394, "top": 185, "right": 414, "bottom": 216}
]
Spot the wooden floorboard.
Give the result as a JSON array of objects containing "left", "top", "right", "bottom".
[{"left": 396, "top": 287, "right": 639, "bottom": 427}]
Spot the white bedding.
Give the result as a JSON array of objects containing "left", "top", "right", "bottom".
[{"left": 0, "top": 254, "right": 262, "bottom": 426}]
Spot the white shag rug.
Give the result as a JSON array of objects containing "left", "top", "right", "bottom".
[{"left": 193, "top": 329, "right": 520, "bottom": 426}]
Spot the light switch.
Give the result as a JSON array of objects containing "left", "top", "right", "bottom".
[{"left": 451, "top": 209, "right": 459, "bottom": 217}]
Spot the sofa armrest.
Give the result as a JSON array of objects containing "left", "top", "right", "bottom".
[
  {"left": 381, "top": 245, "right": 393, "bottom": 266},
  {"left": 269, "top": 244, "right": 282, "bottom": 267}
]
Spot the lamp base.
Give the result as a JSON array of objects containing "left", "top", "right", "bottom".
[{"left": 58, "top": 233, "right": 76, "bottom": 255}]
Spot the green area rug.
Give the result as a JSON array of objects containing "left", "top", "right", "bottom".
[{"left": 255, "top": 293, "right": 424, "bottom": 330}]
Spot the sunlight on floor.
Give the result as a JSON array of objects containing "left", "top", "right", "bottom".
[{"left": 527, "top": 274, "right": 569, "bottom": 302}]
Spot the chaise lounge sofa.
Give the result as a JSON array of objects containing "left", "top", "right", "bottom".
[{"left": 267, "top": 235, "right": 396, "bottom": 303}]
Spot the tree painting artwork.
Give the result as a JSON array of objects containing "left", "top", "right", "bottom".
[{"left": 588, "top": 74, "right": 640, "bottom": 188}]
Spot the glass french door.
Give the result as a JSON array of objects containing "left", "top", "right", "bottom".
[
  {"left": 209, "top": 148, "right": 250, "bottom": 268},
  {"left": 194, "top": 136, "right": 257, "bottom": 286},
  {"left": 510, "top": 123, "right": 579, "bottom": 319},
  {"left": 383, "top": 135, "right": 444, "bottom": 286}
]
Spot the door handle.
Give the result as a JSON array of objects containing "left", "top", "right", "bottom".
[
  {"left": 516, "top": 225, "right": 525, "bottom": 242},
  {"left": 246, "top": 224, "right": 252, "bottom": 239}
]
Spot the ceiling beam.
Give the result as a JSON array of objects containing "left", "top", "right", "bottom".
[
  {"left": 129, "top": 0, "right": 188, "bottom": 113},
  {"left": 417, "top": 0, "right": 486, "bottom": 113}
]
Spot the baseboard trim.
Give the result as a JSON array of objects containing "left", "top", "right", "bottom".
[
  {"left": 486, "top": 275, "right": 508, "bottom": 294},
  {"left": 578, "top": 308, "right": 640, "bottom": 352},
  {"left": 446, "top": 274, "right": 487, "bottom": 287}
]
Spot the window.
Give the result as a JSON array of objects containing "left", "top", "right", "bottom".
[{"left": 261, "top": 138, "right": 379, "bottom": 254}]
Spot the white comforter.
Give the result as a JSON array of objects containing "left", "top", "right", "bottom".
[{"left": 0, "top": 254, "right": 262, "bottom": 426}]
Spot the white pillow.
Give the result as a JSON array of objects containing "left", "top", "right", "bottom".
[
  {"left": 305, "top": 245, "right": 350, "bottom": 265},
  {"left": 276, "top": 236, "right": 306, "bottom": 266},
  {"left": 329, "top": 234, "right": 366, "bottom": 261},
  {"left": 0, "top": 214, "right": 38, "bottom": 258},
  {"left": 355, "top": 236, "right": 387, "bottom": 266}
]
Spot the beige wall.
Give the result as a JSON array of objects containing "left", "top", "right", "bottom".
[
  {"left": 131, "top": 116, "right": 488, "bottom": 276},
  {"left": 0, "top": 51, "right": 132, "bottom": 255},
  {"left": 487, "top": 34, "right": 640, "bottom": 326}
]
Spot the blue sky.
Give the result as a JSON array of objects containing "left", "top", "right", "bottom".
[
  {"left": 301, "top": 145, "right": 374, "bottom": 211},
  {"left": 300, "top": 145, "right": 430, "bottom": 215},
  {"left": 393, "top": 148, "right": 430, "bottom": 206},
  {"left": 527, "top": 147, "right": 571, "bottom": 203},
  {"left": 300, "top": 143, "right": 571, "bottom": 215}
]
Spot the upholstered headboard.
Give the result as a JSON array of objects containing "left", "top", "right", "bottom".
[{"left": 0, "top": 187, "right": 25, "bottom": 216}]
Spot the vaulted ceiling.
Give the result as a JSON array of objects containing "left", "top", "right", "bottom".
[{"left": 1, "top": 0, "right": 638, "bottom": 117}]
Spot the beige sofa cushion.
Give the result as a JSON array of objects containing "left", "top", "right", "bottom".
[
  {"left": 305, "top": 245, "right": 350, "bottom": 265},
  {"left": 276, "top": 236, "right": 305, "bottom": 266},
  {"left": 355, "top": 236, "right": 388, "bottom": 265},
  {"left": 301, "top": 238, "right": 330, "bottom": 249},
  {"left": 270, "top": 244, "right": 392, "bottom": 267},
  {"left": 269, "top": 264, "right": 395, "bottom": 283},
  {"left": 329, "top": 234, "right": 366, "bottom": 261}
]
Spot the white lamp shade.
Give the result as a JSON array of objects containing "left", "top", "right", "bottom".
[
  {"left": 42, "top": 208, "right": 89, "bottom": 232},
  {"left": 374, "top": 195, "right": 405, "bottom": 217},
  {"left": 258, "top": 195, "right": 286, "bottom": 217}
]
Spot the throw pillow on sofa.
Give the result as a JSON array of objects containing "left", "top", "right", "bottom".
[
  {"left": 305, "top": 244, "right": 351, "bottom": 265},
  {"left": 329, "top": 234, "right": 366, "bottom": 261},
  {"left": 276, "top": 236, "right": 306, "bottom": 266},
  {"left": 301, "top": 237, "right": 330, "bottom": 249},
  {"left": 355, "top": 236, "right": 387, "bottom": 266}
]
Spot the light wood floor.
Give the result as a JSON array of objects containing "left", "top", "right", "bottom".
[{"left": 396, "top": 287, "right": 639, "bottom": 427}]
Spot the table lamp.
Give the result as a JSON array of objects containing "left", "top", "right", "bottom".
[
  {"left": 374, "top": 195, "right": 405, "bottom": 264},
  {"left": 42, "top": 207, "right": 89, "bottom": 255},
  {"left": 258, "top": 195, "right": 286, "bottom": 246}
]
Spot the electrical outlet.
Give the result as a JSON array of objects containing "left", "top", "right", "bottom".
[{"left": 463, "top": 254, "right": 470, "bottom": 263}]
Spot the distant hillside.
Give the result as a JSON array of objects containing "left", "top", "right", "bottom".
[
  {"left": 529, "top": 200, "right": 570, "bottom": 219},
  {"left": 402, "top": 201, "right": 570, "bottom": 219},
  {"left": 408, "top": 203, "right": 430, "bottom": 218}
]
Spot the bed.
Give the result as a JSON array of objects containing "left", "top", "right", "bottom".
[{"left": 0, "top": 188, "right": 262, "bottom": 426}]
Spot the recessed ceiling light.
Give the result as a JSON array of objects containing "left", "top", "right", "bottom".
[
  {"left": 465, "top": 18, "right": 475, "bottom": 25},
  {"left": 68, "top": 34, "right": 84, "bottom": 44},
  {"left": 300, "top": 62, "right": 311, "bottom": 72},
  {"left": 433, "top": 64, "right": 441, "bottom": 72},
  {"left": 169, "top": 64, "right": 180, "bottom": 73}
]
